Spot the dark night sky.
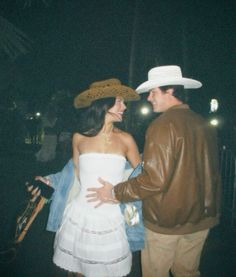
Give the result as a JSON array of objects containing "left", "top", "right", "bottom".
[
  {"left": 1, "top": 1, "right": 136, "bottom": 102},
  {"left": 0, "top": 0, "right": 235, "bottom": 120}
]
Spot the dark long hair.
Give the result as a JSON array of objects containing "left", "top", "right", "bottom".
[{"left": 77, "top": 97, "right": 116, "bottom": 137}]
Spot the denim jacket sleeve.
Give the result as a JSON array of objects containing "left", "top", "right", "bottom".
[
  {"left": 46, "top": 159, "right": 75, "bottom": 232},
  {"left": 120, "top": 162, "right": 145, "bottom": 252}
]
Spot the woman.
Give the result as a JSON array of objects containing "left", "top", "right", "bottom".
[{"left": 53, "top": 78, "right": 141, "bottom": 276}]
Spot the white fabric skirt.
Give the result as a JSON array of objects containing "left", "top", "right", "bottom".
[{"left": 53, "top": 198, "right": 132, "bottom": 277}]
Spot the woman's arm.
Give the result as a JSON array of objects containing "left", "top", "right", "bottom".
[
  {"left": 72, "top": 133, "right": 81, "bottom": 179},
  {"left": 124, "top": 133, "right": 141, "bottom": 168}
]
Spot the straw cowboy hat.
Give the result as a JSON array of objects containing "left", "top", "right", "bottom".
[
  {"left": 74, "top": 78, "right": 140, "bottom": 108},
  {"left": 136, "top": 65, "right": 202, "bottom": 93}
]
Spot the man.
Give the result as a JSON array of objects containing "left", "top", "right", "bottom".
[{"left": 87, "top": 65, "right": 221, "bottom": 277}]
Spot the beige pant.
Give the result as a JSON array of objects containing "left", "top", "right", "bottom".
[{"left": 142, "top": 228, "right": 209, "bottom": 277}]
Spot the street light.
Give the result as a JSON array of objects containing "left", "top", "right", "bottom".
[
  {"left": 210, "top": 118, "right": 219, "bottom": 126},
  {"left": 210, "top": 99, "right": 219, "bottom": 113},
  {"left": 140, "top": 106, "right": 150, "bottom": 115},
  {"left": 209, "top": 99, "right": 220, "bottom": 127}
]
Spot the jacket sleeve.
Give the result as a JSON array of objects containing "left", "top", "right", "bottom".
[
  {"left": 47, "top": 159, "right": 73, "bottom": 189},
  {"left": 114, "top": 121, "right": 177, "bottom": 202}
]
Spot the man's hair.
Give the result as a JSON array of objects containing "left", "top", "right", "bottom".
[
  {"left": 160, "top": 85, "right": 188, "bottom": 103},
  {"left": 78, "top": 97, "right": 115, "bottom": 136}
]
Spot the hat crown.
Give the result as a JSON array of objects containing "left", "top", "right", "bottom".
[
  {"left": 148, "top": 65, "right": 182, "bottom": 81},
  {"left": 90, "top": 78, "right": 121, "bottom": 89}
]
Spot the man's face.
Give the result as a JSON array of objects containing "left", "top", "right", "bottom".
[{"left": 147, "top": 87, "right": 170, "bottom": 113}]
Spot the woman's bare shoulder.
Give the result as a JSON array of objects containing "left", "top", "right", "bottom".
[
  {"left": 72, "top": 132, "right": 85, "bottom": 142},
  {"left": 114, "top": 128, "right": 134, "bottom": 142}
]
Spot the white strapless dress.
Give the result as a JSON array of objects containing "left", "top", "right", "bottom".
[{"left": 53, "top": 153, "right": 132, "bottom": 277}]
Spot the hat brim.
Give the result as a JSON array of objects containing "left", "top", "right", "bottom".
[
  {"left": 74, "top": 85, "right": 140, "bottom": 108},
  {"left": 136, "top": 78, "right": 202, "bottom": 94}
]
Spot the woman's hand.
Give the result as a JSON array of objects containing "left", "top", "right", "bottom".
[{"left": 25, "top": 176, "right": 50, "bottom": 197}]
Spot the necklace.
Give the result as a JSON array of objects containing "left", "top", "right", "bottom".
[{"left": 100, "top": 125, "right": 113, "bottom": 145}]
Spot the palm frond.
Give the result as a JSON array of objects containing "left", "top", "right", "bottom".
[
  {"left": 0, "top": 16, "right": 32, "bottom": 61},
  {"left": 22, "top": 0, "right": 52, "bottom": 8}
]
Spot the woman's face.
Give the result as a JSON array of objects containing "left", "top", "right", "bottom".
[{"left": 107, "top": 96, "right": 126, "bottom": 122}]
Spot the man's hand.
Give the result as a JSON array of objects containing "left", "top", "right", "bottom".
[{"left": 86, "top": 177, "right": 118, "bottom": 208}]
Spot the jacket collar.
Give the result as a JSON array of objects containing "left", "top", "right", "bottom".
[{"left": 166, "top": 104, "right": 190, "bottom": 112}]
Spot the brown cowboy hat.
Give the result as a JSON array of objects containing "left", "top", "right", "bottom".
[{"left": 74, "top": 78, "right": 140, "bottom": 108}]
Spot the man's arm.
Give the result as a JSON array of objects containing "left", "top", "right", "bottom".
[
  {"left": 87, "top": 121, "right": 176, "bottom": 205},
  {"left": 114, "top": 120, "right": 177, "bottom": 202}
]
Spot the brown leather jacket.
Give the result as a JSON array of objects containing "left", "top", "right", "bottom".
[{"left": 115, "top": 104, "right": 221, "bottom": 234}]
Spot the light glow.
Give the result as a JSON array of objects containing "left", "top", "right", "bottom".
[
  {"left": 140, "top": 106, "right": 150, "bottom": 115},
  {"left": 210, "top": 99, "right": 219, "bottom": 112},
  {"left": 210, "top": 118, "right": 219, "bottom": 126}
]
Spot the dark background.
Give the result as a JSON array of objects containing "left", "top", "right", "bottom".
[
  {"left": 0, "top": 1, "right": 235, "bottom": 276},
  {"left": 0, "top": 0, "right": 235, "bottom": 151}
]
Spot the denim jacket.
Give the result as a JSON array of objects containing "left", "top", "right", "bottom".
[{"left": 46, "top": 159, "right": 144, "bottom": 252}]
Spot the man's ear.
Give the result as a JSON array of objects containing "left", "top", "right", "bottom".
[{"left": 166, "top": 88, "right": 174, "bottom": 95}]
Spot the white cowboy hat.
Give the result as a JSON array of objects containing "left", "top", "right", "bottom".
[{"left": 136, "top": 65, "right": 202, "bottom": 93}]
